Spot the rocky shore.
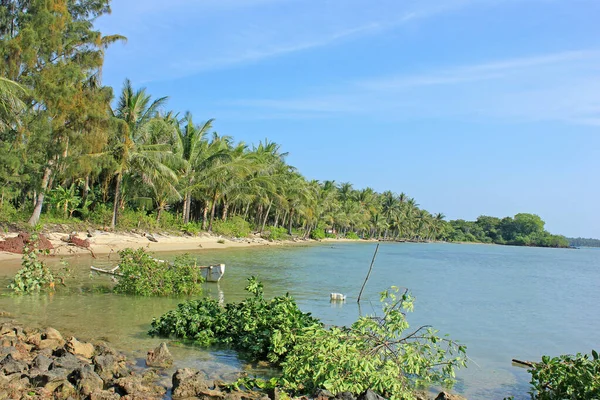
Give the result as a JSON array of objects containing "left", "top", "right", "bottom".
[{"left": 0, "top": 317, "right": 465, "bottom": 400}]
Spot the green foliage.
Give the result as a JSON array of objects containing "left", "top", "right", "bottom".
[
  {"left": 87, "top": 204, "right": 114, "bottom": 227},
  {"left": 181, "top": 222, "right": 201, "bottom": 236},
  {"left": 8, "top": 232, "right": 55, "bottom": 293},
  {"left": 0, "top": 201, "right": 21, "bottom": 224},
  {"left": 266, "top": 226, "right": 288, "bottom": 241},
  {"left": 149, "top": 276, "right": 320, "bottom": 364},
  {"left": 212, "top": 216, "right": 251, "bottom": 238},
  {"left": 150, "top": 280, "right": 466, "bottom": 400},
  {"left": 345, "top": 231, "right": 360, "bottom": 240},
  {"left": 278, "top": 287, "right": 467, "bottom": 400},
  {"left": 528, "top": 351, "right": 600, "bottom": 400},
  {"left": 112, "top": 248, "right": 204, "bottom": 296},
  {"left": 47, "top": 184, "right": 81, "bottom": 218},
  {"left": 116, "top": 209, "right": 160, "bottom": 231},
  {"left": 310, "top": 227, "right": 326, "bottom": 240}
]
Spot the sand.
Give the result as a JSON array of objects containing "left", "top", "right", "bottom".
[{"left": 0, "top": 230, "right": 321, "bottom": 262}]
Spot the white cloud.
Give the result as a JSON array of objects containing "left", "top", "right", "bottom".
[{"left": 225, "top": 50, "right": 600, "bottom": 125}]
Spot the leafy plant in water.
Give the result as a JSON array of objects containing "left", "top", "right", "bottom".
[
  {"left": 149, "top": 276, "right": 320, "bottom": 364},
  {"left": 9, "top": 232, "right": 55, "bottom": 293},
  {"left": 528, "top": 350, "right": 600, "bottom": 400},
  {"left": 278, "top": 286, "right": 467, "bottom": 400},
  {"left": 150, "top": 280, "right": 467, "bottom": 400},
  {"left": 113, "top": 248, "right": 204, "bottom": 296}
]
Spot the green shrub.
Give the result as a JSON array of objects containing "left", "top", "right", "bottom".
[
  {"left": 117, "top": 209, "right": 159, "bottom": 231},
  {"left": 88, "top": 203, "right": 114, "bottom": 227},
  {"left": 0, "top": 202, "right": 21, "bottom": 224},
  {"left": 278, "top": 287, "right": 467, "bottom": 399},
  {"left": 112, "top": 248, "right": 204, "bottom": 296},
  {"left": 149, "top": 276, "right": 319, "bottom": 364},
  {"left": 528, "top": 351, "right": 600, "bottom": 400},
  {"left": 9, "top": 232, "right": 56, "bottom": 293},
  {"left": 212, "top": 216, "right": 251, "bottom": 238},
  {"left": 345, "top": 231, "right": 360, "bottom": 240},
  {"left": 266, "top": 226, "right": 288, "bottom": 241},
  {"left": 310, "top": 227, "right": 326, "bottom": 240},
  {"left": 156, "top": 210, "right": 178, "bottom": 231},
  {"left": 181, "top": 222, "right": 201, "bottom": 236},
  {"left": 150, "top": 281, "right": 467, "bottom": 400}
]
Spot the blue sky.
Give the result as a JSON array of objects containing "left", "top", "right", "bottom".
[{"left": 96, "top": 0, "right": 600, "bottom": 238}]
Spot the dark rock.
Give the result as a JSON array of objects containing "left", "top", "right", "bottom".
[
  {"left": 434, "top": 392, "right": 467, "bottom": 400},
  {"left": 68, "top": 365, "right": 104, "bottom": 397},
  {"left": 51, "top": 352, "right": 83, "bottom": 372},
  {"left": 336, "top": 392, "right": 357, "bottom": 400},
  {"left": 33, "top": 353, "right": 53, "bottom": 371},
  {"left": 30, "top": 367, "right": 71, "bottom": 386},
  {"left": 93, "top": 353, "right": 127, "bottom": 382},
  {"left": 0, "top": 353, "right": 28, "bottom": 375},
  {"left": 315, "top": 388, "right": 335, "bottom": 400},
  {"left": 357, "top": 390, "right": 386, "bottom": 400},
  {"left": 146, "top": 342, "right": 173, "bottom": 368},
  {"left": 172, "top": 368, "right": 215, "bottom": 398}
]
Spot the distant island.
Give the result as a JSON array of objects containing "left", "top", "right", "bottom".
[
  {"left": 445, "top": 213, "right": 569, "bottom": 248},
  {"left": 567, "top": 237, "right": 600, "bottom": 248}
]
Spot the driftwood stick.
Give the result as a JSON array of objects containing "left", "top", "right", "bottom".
[
  {"left": 357, "top": 242, "right": 380, "bottom": 303},
  {"left": 512, "top": 359, "right": 537, "bottom": 368},
  {"left": 90, "top": 266, "right": 123, "bottom": 277}
]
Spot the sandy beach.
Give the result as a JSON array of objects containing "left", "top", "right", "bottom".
[
  {"left": 0, "top": 231, "right": 322, "bottom": 262},
  {"left": 0, "top": 231, "right": 360, "bottom": 262}
]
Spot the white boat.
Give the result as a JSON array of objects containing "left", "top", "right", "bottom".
[{"left": 90, "top": 262, "right": 225, "bottom": 283}]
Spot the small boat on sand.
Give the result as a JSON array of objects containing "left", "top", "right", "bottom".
[{"left": 90, "top": 262, "right": 225, "bottom": 282}]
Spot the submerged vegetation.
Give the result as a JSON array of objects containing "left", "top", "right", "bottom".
[
  {"left": 150, "top": 278, "right": 467, "bottom": 400},
  {"left": 0, "top": 2, "right": 570, "bottom": 248}
]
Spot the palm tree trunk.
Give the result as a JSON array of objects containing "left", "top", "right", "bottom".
[
  {"left": 183, "top": 192, "right": 190, "bottom": 224},
  {"left": 287, "top": 209, "right": 294, "bottom": 235},
  {"left": 110, "top": 173, "right": 122, "bottom": 230},
  {"left": 28, "top": 166, "right": 53, "bottom": 226},
  {"left": 260, "top": 199, "right": 273, "bottom": 233},
  {"left": 222, "top": 198, "right": 229, "bottom": 221},
  {"left": 201, "top": 204, "right": 209, "bottom": 230},
  {"left": 208, "top": 190, "right": 218, "bottom": 232},
  {"left": 243, "top": 201, "right": 251, "bottom": 220}
]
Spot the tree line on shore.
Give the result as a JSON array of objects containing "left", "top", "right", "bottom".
[{"left": 0, "top": 1, "right": 569, "bottom": 247}]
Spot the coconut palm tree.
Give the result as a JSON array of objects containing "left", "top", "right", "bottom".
[{"left": 109, "top": 79, "right": 174, "bottom": 228}]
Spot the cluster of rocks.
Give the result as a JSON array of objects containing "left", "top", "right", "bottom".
[
  {"left": 0, "top": 319, "right": 467, "bottom": 400},
  {"left": 0, "top": 321, "right": 165, "bottom": 399}
]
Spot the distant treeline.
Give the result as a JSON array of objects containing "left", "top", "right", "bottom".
[
  {"left": 446, "top": 214, "right": 569, "bottom": 248},
  {"left": 568, "top": 237, "right": 600, "bottom": 248}
]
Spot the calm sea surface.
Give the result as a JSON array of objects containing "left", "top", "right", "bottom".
[{"left": 1, "top": 242, "right": 598, "bottom": 399}]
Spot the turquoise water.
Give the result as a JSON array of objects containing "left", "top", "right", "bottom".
[{"left": 1, "top": 242, "right": 598, "bottom": 399}]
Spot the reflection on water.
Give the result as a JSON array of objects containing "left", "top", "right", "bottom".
[{"left": 1, "top": 243, "right": 599, "bottom": 399}]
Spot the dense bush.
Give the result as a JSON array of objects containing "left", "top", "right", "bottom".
[
  {"left": 345, "top": 231, "right": 360, "bottom": 240},
  {"left": 149, "top": 281, "right": 467, "bottom": 400},
  {"left": 310, "top": 227, "right": 326, "bottom": 240},
  {"left": 149, "top": 276, "right": 319, "bottom": 363},
  {"left": 266, "top": 226, "right": 288, "bottom": 241},
  {"left": 528, "top": 351, "right": 600, "bottom": 400},
  {"left": 0, "top": 202, "right": 21, "bottom": 224},
  {"left": 278, "top": 287, "right": 467, "bottom": 399},
  {"left": 212, "top": 216, "right": 251, "bottom": 238},
  {"left": 112, "top": 248, "right": 204, "bottom": 296}
]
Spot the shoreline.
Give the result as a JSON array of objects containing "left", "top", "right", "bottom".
[{"left": 0, "top": 231, "right": 364, "bottom": 262}]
